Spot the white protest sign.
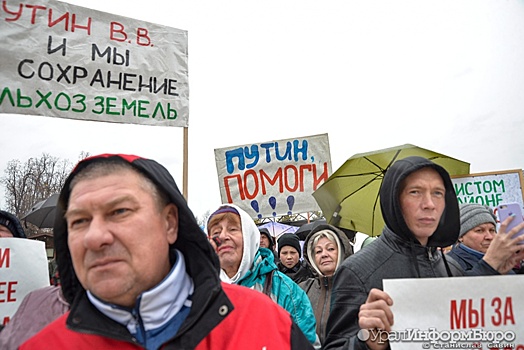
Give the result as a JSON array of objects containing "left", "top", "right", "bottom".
[
  {"left": 214, "top": 133, "right": 332, "bottom": 219},
  {"left": 0, "top": 0, "right": 188, "bottom": 127},
  {"left": 383, "top": 275, "right": 524, "bottom": 349},
  {"left": 0, "top": 238, "right": 50, "bottom": 326},
  {"left": 452, "top": 170, "right": 524, "bottom": 214}
]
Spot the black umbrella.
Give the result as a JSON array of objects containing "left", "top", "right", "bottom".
[
  {"left": 21, "top": 193, "right": 59, "bottom": 229},
  {"left": 295, "top": 219, "right": 357, "bottom": 244},
  {"left": 295, "top": 219, "right": 327, "bottom": 240}
]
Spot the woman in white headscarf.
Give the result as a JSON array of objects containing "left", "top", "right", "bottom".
[
  {"left": 299, "top": 223, "right": 353, "bottom": 345},
  {"left": 207, "top": 204, "right": 320, "bottom": 348}
]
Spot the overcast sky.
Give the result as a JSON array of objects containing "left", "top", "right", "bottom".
[{"left": 2, "top": 0, "right": 524, "bottom": 220}]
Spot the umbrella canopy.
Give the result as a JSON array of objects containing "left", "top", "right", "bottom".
[
  {"left": 294, "top": 219, "right": 327, "bottom": 240},
  {"left": 21, "top": 193, "right": 59, "bottom": 229},
  {"left": 312, "top": 144, "right": 470, "bottom": 236},
  {"left": 258, "top": 221, "right": 299, "bottom": 239}
]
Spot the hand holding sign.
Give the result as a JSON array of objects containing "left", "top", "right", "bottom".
[
  {"left": 357, "top": 288, "right": 394, "bottom": 350},
  {"left": 384, "top": 276, "right": 524, "bottom": 349}
]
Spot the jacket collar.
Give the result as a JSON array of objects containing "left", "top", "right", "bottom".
[
  {"left": 88, "top": 249, "right": 194, "bottom": 334},
  {"left": 381, "top": 226, "right": 436, "bottom": 257}
]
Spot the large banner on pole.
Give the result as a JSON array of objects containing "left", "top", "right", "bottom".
[
  {"left": 0, "top": 0, "right": 188, "bottom": 127},
  {"left": 214, "top": 133, "right": 332, "bottom": 220}
]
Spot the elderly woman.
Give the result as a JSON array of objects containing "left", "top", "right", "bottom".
[
  {"left": 299, "top": 223, "right": 352, "bottom": 345},
  {"left": 447, "top": 203, "right": 517, "bottom": 274},
  {"left": 207, "top": 204, "right": 320, "bottom": 348}
]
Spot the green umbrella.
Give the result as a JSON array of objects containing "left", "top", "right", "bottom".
[{"left": 312, "top": 144, "right": 470, "bottom": 236}]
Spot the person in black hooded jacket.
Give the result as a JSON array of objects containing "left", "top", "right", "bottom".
[
  {"left": 277, "top": 233, "right": 314, "bottom": 284},
  {"left": 323, "top": 156, "right": 524, "bottom": 350}
]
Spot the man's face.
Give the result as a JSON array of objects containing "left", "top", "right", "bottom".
[
  {"left": 399, "top": 167, "right": 446, "bottom": 246},
  {"left": 461, "top": 223, "right": 496, "bottom": 253},
  {"left": 0, "top": 225, "right": 14, "bottom": 238},
  {"left": 208, "top": 216, "right": 243, "bottom": 278},
  {"left": 66, "top": 170, "right": 178, "bottom": 307},
  {"left": 260, "top": 234, "right": 270, "bottom": 248},
  {"left": 280, "top": 246, "right": 299, "bottom": 268}
]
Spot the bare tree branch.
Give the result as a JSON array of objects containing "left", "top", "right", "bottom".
[{"left": 0, "top": 152, "right": 88, "bottom": 236}]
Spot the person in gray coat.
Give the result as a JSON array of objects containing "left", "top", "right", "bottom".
[{"left": 299, "top": 223, "right": 352, "bottom": 345}]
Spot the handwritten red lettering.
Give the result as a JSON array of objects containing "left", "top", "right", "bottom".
[
  {"left": 0, "top": 281, "right": 18, "bottom": 303},
  {"left": 0, "top": 248, "right": 10, "bottom": 268}
]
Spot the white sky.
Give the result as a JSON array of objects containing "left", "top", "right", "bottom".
[{"left": 2, "top": 0, "right": 524, "bottom": 219}]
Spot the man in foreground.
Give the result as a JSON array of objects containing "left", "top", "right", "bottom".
[
  {"left": 21, "top": 154, "right": 312, "bottom": 349},
  {"left": 324, "top": 156, "right": 524, "bottom": 350}
]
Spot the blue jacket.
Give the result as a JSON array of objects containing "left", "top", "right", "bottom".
[
  {"left": 212, "top": 204, "right": 319, "bottom": 347},
  {"left": 447, "top": 243, "right": 515, "bottom": 275},
  {"left": 239, "top": 248, "right": 318, "bottom": 344}
]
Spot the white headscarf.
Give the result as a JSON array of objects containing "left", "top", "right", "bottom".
[
  {"left": 306, "top": 229, "right": 343, "bottom": 277},
  {"left": 211, "top": 204, "right": 260, "bottom": 284}
]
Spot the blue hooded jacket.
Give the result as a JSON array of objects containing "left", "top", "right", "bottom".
[{"left": 210, "top": 204, "right": 319, "bottom": 347}]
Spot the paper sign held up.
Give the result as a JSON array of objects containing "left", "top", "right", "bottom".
[
  {"left": 0, "top": 239, "right": 50, "bottom": 326},
  {"left": 383, "top": 275, "right": 523, "bottom": 349}
]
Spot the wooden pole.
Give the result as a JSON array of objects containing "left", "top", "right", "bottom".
[{"left": 183, "top": 127, "right": 189, "bottom": 200}]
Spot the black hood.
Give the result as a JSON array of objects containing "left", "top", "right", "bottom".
[
  {"left": 379, "top": 156, "right": 459, "bottom": 247},
  {"left": 0, "top": 210, "right": 26, "bottom": 238},
  {"left": 54, "top": 154, "right": 220, "bottom": 304},
  {"left": 258, "top": 227, "right": 275, "bottom": 250}
]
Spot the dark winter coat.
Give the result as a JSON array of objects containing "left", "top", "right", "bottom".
[
  {"left": 323, "top": 156, "right": 499, "bottom": 350},
  {"left": 447, "top": 243, "right": 515, "bottom": 275},
  {"left": 277, "top": 260, "right": 314, "bottom": 284}
]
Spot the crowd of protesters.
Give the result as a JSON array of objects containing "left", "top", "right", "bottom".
[{"left": 0, "top": 155, "right": 523, "bottom": 350}]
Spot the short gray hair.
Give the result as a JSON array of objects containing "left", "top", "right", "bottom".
[{"left": 69, "top": 159, "right": 169, "bottom": 212}]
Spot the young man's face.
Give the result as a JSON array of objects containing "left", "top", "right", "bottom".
[
  {"left": 280, "top": 246, "right": 299, "bottom": 268},
  {"left": 66, "top": 169, "right": 178, "bottom": 308},
  {"left": 399, "top": 167, "right": 446, "bottom": 246}
]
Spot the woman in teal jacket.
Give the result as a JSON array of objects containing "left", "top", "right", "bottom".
[{"left": 207, "top": 204, "right": 320, "bottom": 348}]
